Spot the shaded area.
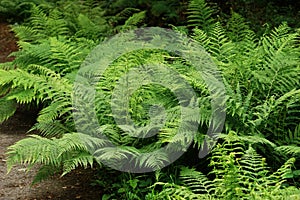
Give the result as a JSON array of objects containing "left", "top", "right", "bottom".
[{"left": 0, "top": 19, "right": 18, "bottom": 63}]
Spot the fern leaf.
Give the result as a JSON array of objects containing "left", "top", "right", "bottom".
[
  {"left": 187, "top": 0, "right": 215, "bottom": 31},
  {"left": 121, "top": 11, "right": 146, "bottom": 31},
  {"left": 0, "top": 98, "right": 17, "bottom": 123},
  {"left": 180, "top": 167, "right": 214, "bottom": 194}
]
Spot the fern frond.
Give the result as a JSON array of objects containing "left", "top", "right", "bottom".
[
  {"left": 180, "top": 167, "right": 214, "bottom": 195},
  {"left": 30, "top": 5, "right": 68, "bottom": 37},
  {"left": 121, "top": 10, "right": 146, "bottom": 31},
  {"left": 239, "top": 146, "right": 271, "bottom": 192},
  {"left": 9, "top": 41, "right": 49, "bottom": 68},
  {"left": 11, "top": 25, "right": 41, "bottom": 43},
  {"left": 269, "top": 157, "right": 296, "bottom": 187},
  {"left": 31, "top": 164, "right": 60, "bottom": 185},
  {"left": 0, "top": 98, "right": 17, "bottom": 123},
  {"left": 48, "top": 37, "right": 85, "bottom": 74},
  {"left": 153, "top": 182, "right": 204, "bottom": 200},
  {"left": 191, "top": 28, "right": 210, "bottom": 49},
  {"left": 187, "top": 0, "right": 215, "bottom": 31},
  {"left": 75, "top": 13, "right": 109, "bottom": 40},
  {"left": 276, "top": 146, "right": 300, "bottom": 157},
  {"left": 116, "top": 7, "right": 141, "bottom": 20},
  {"left": 6, "top": 134, "right": 63, "bottom": 170},
  {"left": 30, "top": 120, "right": 71, "bottom": 138},
  {"left": 6, "top": 133, "right": 96, "bottom": 178},
  {"left": 252, "top": 23, "right": 300, "bottom": 96},
  {"left": 6, "top": 88, "right": 36, "bottom": 104},
  {"left": 280, "top": 123, "right": 300, "bottom": 146},
  {"left": 46, "top": 8, "right": 69, "bottom": 36},
  {"left": 62, "top": 151, "right": 94, "bottom": 176},
  {"left": 226, "top": 11, "right": 252, "bottom": 42},
  {"left": 206, "top": 22, "right": 234, "bottom": 63},
  {"left": 0, "top": 66, "right": 73, "bottom": 134}
]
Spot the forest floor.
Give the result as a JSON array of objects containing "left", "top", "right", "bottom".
[{"left": 0, "top": 21, "right": 102, "bottom": 200}]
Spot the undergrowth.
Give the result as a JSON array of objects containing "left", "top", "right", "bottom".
[{"left": 0, "top": 0, "right": 299, "bottom": 199}]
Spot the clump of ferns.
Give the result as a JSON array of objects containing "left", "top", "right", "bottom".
[{"left": 152, "top": 132, "right": 300, "bottom": 200}]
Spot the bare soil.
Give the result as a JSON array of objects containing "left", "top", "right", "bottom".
[{"left": 0, "top": 21, "right": 102, "bottom": 200}]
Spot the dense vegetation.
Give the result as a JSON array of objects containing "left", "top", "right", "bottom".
[{"left": 0, "top": 0, "right": 299, "bottom": 199}]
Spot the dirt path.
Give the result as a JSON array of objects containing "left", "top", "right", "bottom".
[{"left": 0, "top": 21, "right": 102, "bottom": 200}]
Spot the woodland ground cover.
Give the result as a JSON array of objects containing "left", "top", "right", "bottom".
[{"left": 0, "top": 0, "right": 299, "bottom": 199}]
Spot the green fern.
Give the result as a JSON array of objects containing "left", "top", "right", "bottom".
[
  {"left": 152, "top": 133, "right": 300, "bottom": 199},
  {"left": 187, "top": 0, "right": 216, "bottom": 31},
  {"left": 119, "top": 10, "right": 146, "bottom": 31},
  {"left": 0, "top": 98, "right": 17, "bottom": 123},
  {"left": 2, "top": 1, "right": 300, "bottom": 196},
  {"left": 252, "top": 23, "right": 299, "bottom": 97},
  {"left": 11, "top": 5, "right": 68, "bottom": 42},
  {"left": 226, "top": 11, "right": 252, "bottom": 42},
  {"left": 6, "top": 133, "right": 100, "bottom": 182}
]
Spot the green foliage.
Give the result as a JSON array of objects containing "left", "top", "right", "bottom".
[
  {"left": 73, "top": 47, "right": 207, "bottom": 171},
  {"left": 105, "top": 0, "right": 186, "bottom": 26},
  {"left": 95, "top": 171, "right": 156, "bottom": 200},
  {"left": 225, "top": 11, "right": 252, "bottom": 42},
  {"left": 0, "top": 0, "right": 201, "bottom": 183},
  {"left": 152, "top": 132, "right": 300, "bottom": 199},
  {"left": 187, "top": 0, "right": 216, "bottom": 31},
  {"left": 0, "top": 98, "right": 16, "bottom": 123},
  {"left": 6, "top": 133, "right": 98, "bottom": 182},
  {"left": 275, "top": 123, "right": 300, "bottom": 157},
  {"left": 0, "top": 0, "right": 299, "bottom": 199},
  {"left": 190, "top": 8, "right": 300, "bottom": 163},
  {"left": 0, "top": 0, "right": 54, "bottom": 20},
  {"left": 221, "top": 0, "right": 300, "bottom": 35},
  {"left": 0, "top": 3, "right": 100, "bottom": 181}
]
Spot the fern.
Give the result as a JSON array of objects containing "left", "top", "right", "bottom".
[
  {"left": 6, "top": 133, "right": 100, "bottom": 182},
  {"left": 73, "top": 48, "right": 207, "bottom": 172},
  {"left": 187, "top": 0, "right": 216, "bottom": 31},
  {"left": 180, "top": 167, "right": 214, "bottom": 195},
  {"left": 0, "top": 98, "right": 17, "bottom": 123},
  {"left": 275, "top": 123, "right": 300, "bottom": 156},
  {"left": 2, "top": 1, "right": 300, "bottom": 196},
  {"left": 152, "top": 133, "right": 300, "bottom": 199},
  {"left": 252, "top": 24, "right": 299, "bottom": 96},
  {"left": 226, "top": 11, "right": 252, "bottom": 42},
  {"left": 30, "top": 120, "right": 72, "bottom": 138},
  {"left": 11, "top": 5, "right": 68, "bottom": 42},
  {"left": 119, "top": 10, "right": 146, "bottom": 31}
]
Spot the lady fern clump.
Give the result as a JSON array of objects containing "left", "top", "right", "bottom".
[
  {"left": 0, "top": 1, "right": 207, "bottom": 182},
  {"left": 0, "top": 0, "right": 299, "bottom": 198},
  {"left": 150, "top": 1, "right": 300, "bottom": 199}
]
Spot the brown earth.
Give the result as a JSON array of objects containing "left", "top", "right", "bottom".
[{"left": 0, "top": 21, "right": 103, "bottom": 200}]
